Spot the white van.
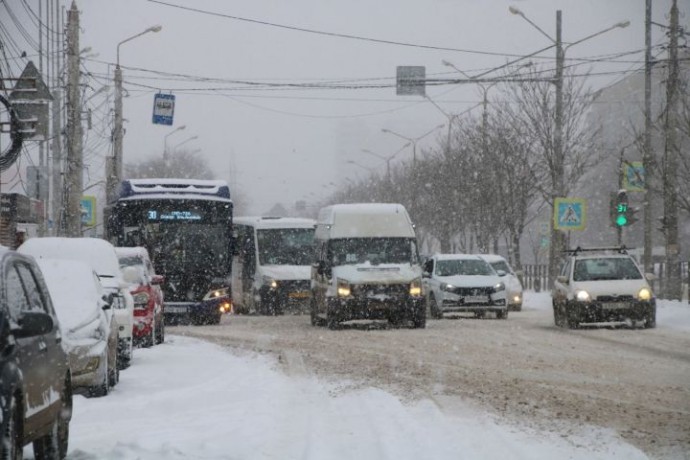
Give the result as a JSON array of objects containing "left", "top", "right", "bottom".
[
  {"left": 310, "top": 203, "right": 425, "bottom": 329},
  {"left": 231, "top": 217, "right": 316, "bottom": 315}
]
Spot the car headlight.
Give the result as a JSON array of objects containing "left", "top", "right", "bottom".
[
  {"left": 409, "top": 278, "right": 423, "bottom": 297},
  {"left": 494, "top": 282, "right": 505, "bottom": 292},
  {"left": 203, "top": 287, "right": 229, "bottom": 301},
  {"left": 441, "top": 283, "right": 455, "bottom": 292},
  {"left": 638, "top": 287, "right": 652, "bottom": 301},
  {"left": 263, "top": 276, "right": 278, "bottom": 289},
  {"left": 337, "top": 278, "right": 351, "bottom": 297},
  {"left": 575, "top": 290, "right": 591, "bottom": 302}
]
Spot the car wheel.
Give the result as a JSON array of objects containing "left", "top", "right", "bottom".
[
  {"left": 1, "top": 395, "right": 22, "bottom": 460},
  {"left": 88, "top": 356, "right": 110, "bottom": 398},
  {"left": 33, "top": 378, "right": 70, "bottom": 460},
  {"left": 326, "top": 308, "right": 341, "bottom": 330},
  {"left": 565, "top": 305, "right": 580, "bottom": 329},
  {"left": 411, "top": 306, "right": 426, "bottom": 329},
  {"left": 645, "top": 309, "right": 656, "bottom": 329},
  {"left": 429, "top": 293, "right": 443, "bottom": 319},
  {"left": 108, "top": 352, "right": 119, "bottom": 388},
  {"left": 156, "top": 320, "right": 165, "bottom": 344},
  {"left": 309, "top": 295, "right": 321, "bottom": 327},
  {"left": 496, "top": 309, "right": 508, "bottom": 320},
  {"left": 553, "top": 301, "right": 563, "bottom": 327},
  {"left": 143, "top": 323, "right": 155, "bottom": 348}
]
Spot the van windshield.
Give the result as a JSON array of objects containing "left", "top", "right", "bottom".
[
  {"left": 328, "top": 238, "right": 417, "bottom": 266},
  {"left": 257, "top": 228, "right": 315, "bottom": 265}
]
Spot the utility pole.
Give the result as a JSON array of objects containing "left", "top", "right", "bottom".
[
  {"left": 548, "top": 10, "right": 565, "bottom": 289},
  {"left": 643, "top": 0, "right": 653, "bottom": 273},
  {"left": 663, "top": 0, "right": 681, "bottom": 299},
  {"left": 65, "top": 1, "right": 82, "bottom": 237},
  {"left": 110, "top": 62, "right": 123, "bottom": 203}
]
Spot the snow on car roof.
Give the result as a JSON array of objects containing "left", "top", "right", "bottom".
[
  {"left": 479, "top": 254, "right": 508, "bottom": 262},
  {"left": 433, "top": 253, "right": 484, "bottom": 261},
  {"left": 19, "top": 237, "right": 121, "bottom": 278},
  {"left": 317, "top": 203, "right": 415, "bottom": 238},
  {"left": 36, "top": 258, "right": 103, "bottom": 331},
  {"left": 234, "top": 216, "right": 315, "bottom": 229},
  {"left": 115, "top": 246, "right": 151, "bottom": 259}
]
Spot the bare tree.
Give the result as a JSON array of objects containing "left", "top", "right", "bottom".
[{"left": 124, "top": 149, "right": 215, "bottom": 180}]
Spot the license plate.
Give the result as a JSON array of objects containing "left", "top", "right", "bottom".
[
  {"left": 465, "top": 295, "right": 488, "bottom": 304},
  {"left": 288, "top": 291, "right": 310, "bottom": 299},
  {"left": 601, "top": 302, "right": 628, "bottom": 310},
  {"left": 167, "top": 306, "right": 188, "bottom": 314}
]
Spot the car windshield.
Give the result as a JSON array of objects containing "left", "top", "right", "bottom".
[
  {"left": 436, "top": 259, "right": 494, "bottom": 276},
  {"left": 328, "top": 238, "right": 416, "bottom": 265},
  {"left": 573, "top": 258, "right": 643, "bottom": 281},
  {"left": 257, "top": 228, "right": 314, "bottom": 265},
  {"left": 119, "top": 255, "right": 144, "bottom": 269},
  {"left": 489, "top": 260, "right": 511, "bottom": 273}
]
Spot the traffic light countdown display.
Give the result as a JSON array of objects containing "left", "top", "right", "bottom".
[{"left": 611, "top": 190, "right": 638, "bottom": 227}]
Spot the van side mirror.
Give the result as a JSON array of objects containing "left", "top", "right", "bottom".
[
  {"left": 422, "top": 271, "right": 431, "bottom": 278},
  {"left": 645, "top": 272, "right": 657, "bottom": 282},
  {"left": 556, "top": 275, "right": 568, "bottom": 284},
  {"left": 496, "top": 270, "right": 507, "bottom": 277}
]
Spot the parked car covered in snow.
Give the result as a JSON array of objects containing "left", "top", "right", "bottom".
[
  {"left": 19, "top": 237, "right": 135, "bottom": 369},
  {"left": 0, "top": 249, "right": 72, "bottom": 459},
  {"left": 116, "top": 246, "right": 165, "bottom": 347},
  {"left": 37, "top": 258, "right": 120, "bottom": 397}
]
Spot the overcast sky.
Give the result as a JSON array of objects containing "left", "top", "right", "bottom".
[{"left": 4, "top": 0, "right": 685, "bottom": 215}]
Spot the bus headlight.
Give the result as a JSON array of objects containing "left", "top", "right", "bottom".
[
  {"left": 337, "top": 279, "right": 351, "bottom": 297},
  {"left": 638, "top": 287, "right": 652, "bottom": 301},
  {"left": 409, "top": 278, "right": 423, "bottom": 297},
  {"left": 203, "top": 287, "right": 229, "bottom": 301}
]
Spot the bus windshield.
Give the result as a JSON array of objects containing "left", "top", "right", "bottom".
[
  {"left": 328, "top": 238, "right": 417, "bottom": 266},
  {"left": 257, "top": 228, "right": 314, "bottom": 266}
]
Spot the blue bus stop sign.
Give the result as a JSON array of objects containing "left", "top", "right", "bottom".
[{"left": 152, "top": 93, "right": 175, "bottom": 125}]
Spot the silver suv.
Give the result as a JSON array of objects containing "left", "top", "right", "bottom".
[{"left": 551, "top": 247, "right": 656, "bottom": 328}]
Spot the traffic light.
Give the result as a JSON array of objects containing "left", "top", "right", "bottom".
[{"left": 612, "top": 190, "right": 635, "bottom": 227}]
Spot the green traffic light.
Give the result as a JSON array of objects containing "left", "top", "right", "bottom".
[{"left": 616, "top": 214, "right": 628, "bottom": 226}]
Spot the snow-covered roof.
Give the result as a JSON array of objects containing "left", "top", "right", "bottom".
[
  {"left": 19, "top": 237, "right": 121, "bottom": 278},
  {"left": 234, "top": 216, "right": 316, "bottom": 230},
  {"left": 117, "top": 178, "right": 232, "bottom": 202},
  {"left": 479, "top": 254, "right": 508, "bottom": 263},
  {"left": 119, "top": 193, "right": 232, "bottom": 203},
  {"left": 316, "top": 203, "right": 415, "bottom": 239}
]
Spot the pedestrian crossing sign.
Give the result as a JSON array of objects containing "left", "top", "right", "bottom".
[{"left": 554, "top": 198, "right": 586, "bottom": 231}]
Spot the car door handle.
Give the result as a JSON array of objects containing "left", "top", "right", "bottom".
[{"left": 38, "top": 341, "right": 48, "bottom": 352}]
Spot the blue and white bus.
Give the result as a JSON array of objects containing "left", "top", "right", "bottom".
[{"left": 105, "top": 179, "right": 234, "bottom": 325}]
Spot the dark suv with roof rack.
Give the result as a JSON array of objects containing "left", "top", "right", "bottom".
[{"left": 551, "top": 246, "right": 656, "bottom": 329}]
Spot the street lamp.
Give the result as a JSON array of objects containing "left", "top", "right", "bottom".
[
  {"left": 172, "top": 135, "right": 198, "bottom": 153},
  {"left": 110, "top": 24, "right": 162, "bottom": 202},
  {"left": 163, "top": 125, "right": 186, "bottom": 158},
  {"left": 509, "top": 6, "right": 629, "bottom": 286},
  {"left": 346, "top": 160, "right": 375, "bottom": 173},
  {"left": 381, "top": 124, "right": 444, "bottom": 165},
  {"left": 361, "top": 143, "right": 411, "bottom": 180}
]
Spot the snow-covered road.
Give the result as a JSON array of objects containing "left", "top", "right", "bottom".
[{"left": 30, "top": 292, "right": 688, "bottom": 459}]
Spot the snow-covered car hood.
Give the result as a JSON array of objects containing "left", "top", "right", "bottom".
[
  {"left": 334, "top": 263, "right": 422, "bottom": 284},
  {"left": 436, "top": 274, "right": 501, "bottom": 288},
  {"left": 260, "top": 265, "right": 311, "bottom": 281},
  {"left": 571, "top": 279, "right": 651, "bottom": 298}
]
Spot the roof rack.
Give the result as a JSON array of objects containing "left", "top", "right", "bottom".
[{"left": 563, "top": 245, "right": 631, "bottom": 256}]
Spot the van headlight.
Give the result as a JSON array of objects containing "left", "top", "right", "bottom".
[
  {"left": 337, "top": 279, "right": 351, "bottom": 297},
  {"left": 575, "top": 290, "right": 591, "bottom": 302},
  {"left": 409, "top": 278, "right": 423, "bottom": 297},
  {"left": 638, "top": 287, "right": 652, "bottom": 301},
  {"left": 263, "top": 276, "right": 278, "bottom": 290}
]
